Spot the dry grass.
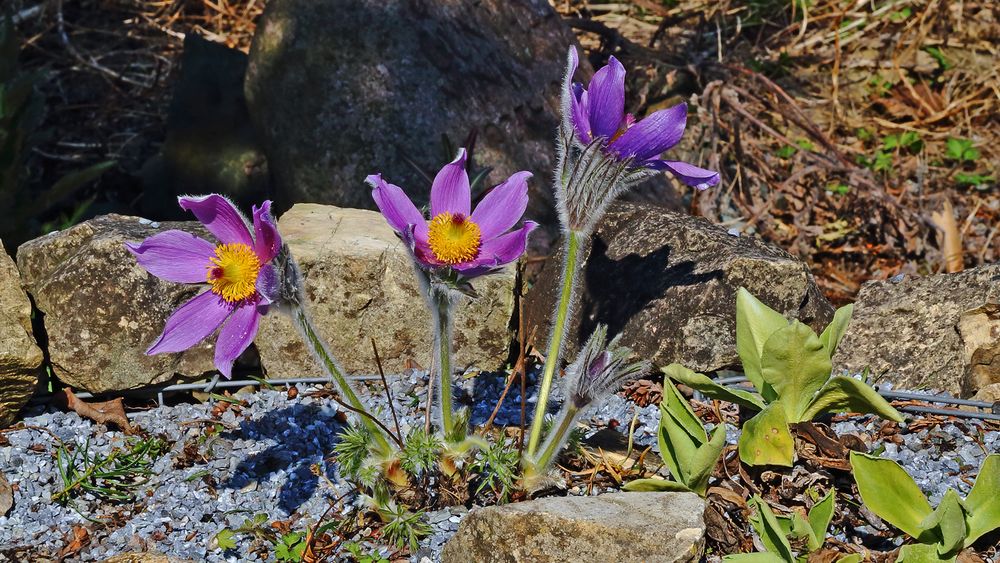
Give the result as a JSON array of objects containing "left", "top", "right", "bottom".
[{"left": 557, "top": 0, "right": 998, "bottom": 303}]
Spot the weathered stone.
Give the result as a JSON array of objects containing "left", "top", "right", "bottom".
[
  {"left": 0, "top": 244, "right": 42, "bottom": 428},
  {"left": 255, "top": 204, "right": 516, "bottom": 376},
  {"left": 141, "top": 35, "right": 268, "bottom": 218},
  {"left": 441, "top": 492, "right": 705, "bottom": 563},
  {"left": 17, "top": 216, "right": 219, "bottom": 393},
  {"left": 524, "top": 202, "right": 833, "bottom": 372},
  {"left": 243, "top": 0, "right": 579, "bottom": 226},
  {"left": 834, "top": 265, "right": 1000, "bottom": 397}
]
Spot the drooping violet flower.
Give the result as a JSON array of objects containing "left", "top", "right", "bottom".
[
  {"left": 563, "top": 46, "right": 720, "bottom": 189},
  {"left": 526, "top": 324, "right": 649, "bottom": 482},
  {"left": 367, "top": 148, "right": 538, "bottom": 279},
  {"left": 125, "top": 194, "right": 281, "bottom": 378}
]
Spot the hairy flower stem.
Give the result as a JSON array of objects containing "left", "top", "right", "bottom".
[
  {"left": 292, "top": 305, "right": 393, "bottom": 455},
  {"left": 527, "top": 230, "right": 583, "bottom": 456},
  {"left": 431, "top": 287, "right": 456, "bottom": 436},
  {"left": 533, "top": 404, "right": 580, "bottom": 472}
]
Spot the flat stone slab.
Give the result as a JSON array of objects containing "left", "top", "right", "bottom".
[{"left": 441, "top": 492, "right": 705, "bottom": 563}]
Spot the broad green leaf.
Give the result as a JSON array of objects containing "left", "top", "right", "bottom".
[
  {"left": 916, "top": 489, "right": 966, "bottom": 556},
  {"left": 964, "top": 454, "right": 1000, "bottom": 544},
  {"left": 663, "top": 363, "right": 766, "bottom": 411},
  {"left": 686, "top": 424, "right": 727, "bottom": 497},
  {"left": 658, "top": 401, "right": 698, "bottom": 483},
  {"left": 748, "top": 495, "right": 794, "bottom": 562},
  {"left": 837, "top": 555, "right": 862, "bottom": 563},
  {"left": 807, "top": 491, "right": 835, "bottom": 551},
  {"left": 850, "top": 452, "right": 933, "bottom": 538},
  {"left": 896, "top": 543, "right": 956, "bottom": 563},
  {"left": 661, "top": 373, "right": 709, "bottom": 441},
  {"left": 788, "top": 511, "right": 814, "bottom": 546},
  {"left": 622, "top": 478, "right": 692, "bottom": 492},
  {"left": 760, "top": 320, "right": 832, "bottom": 422},
  {"left": 738, "top": 404, "right": 794, "bottom": 467},
  {"left": 802, "top": 376, "right": 903, "bottom": 422},
  {"left": 722, "top": 554, "right": 788, "bottom": 563},
  {"left": 819, "top": 304, "right": 853, "bottom": 357},
  {"left": 736, "top": 288, "right": 788, "bottom": 399}
]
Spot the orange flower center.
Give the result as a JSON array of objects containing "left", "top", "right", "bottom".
[
  {"left": 206, "top": 243, "right": 260, "bottom": 303},
  {"left": 427, "top": 212, "right": 481, "bottom": 264}
]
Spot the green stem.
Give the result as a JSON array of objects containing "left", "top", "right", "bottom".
[
  {"left": 533, "top": 404, "right": 580, "bottom": 471},
  {"left": 293, "top": 306, "right": 392, "bottom": 455},
  {"left": 432, "top": 288, "right": 454, "bottom": 435},
  {"left": 526, "top": 230, "right": 582, "bottom": 456}
]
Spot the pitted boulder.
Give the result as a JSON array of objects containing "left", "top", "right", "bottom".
[
  {"left": 255, "top": 204, "right": 517, "bottom": 377},
  {"left": 17, "top": 216, "right": 218, "bottom": 393},
  {"left": 244, "top": 0, "right": 580, "bottom": 226},
  {"left": 441, "top": 492, "right": 705, "bottom": 563},
  {"left": 834, "top": 265, "right": 1000, "bottom": 397},
  {"left": 524, "top": 201, "right": 833, "bottom": 373},
  {"left": 0, "top": 244, "right": 42, "bottom": 427}
]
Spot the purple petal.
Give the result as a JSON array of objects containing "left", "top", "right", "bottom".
[
  {"left": 571, "top": 85, "right": 592, "bottom": 144},
  {"left": 470, "top": 171, "right": 532, "bottom": 240},
  {"left": 252, "top": 200, "right": 281, "bottom": 263},
  {"left": 214, "top": 303, "right": 261, "bottom": 378},
  {"left": 178, "top": 194, "right": 253, "bottom": 246},
  {"left": 608, "top": 103, "right": 688, "bottom": 162},
  {"left": 430, "top": 148, "right": 471, "bottom": 218},
  {"left": 586, "top": 56, "right": 626, "bottom": 140},
  {"left": 256, "top": 264, "right": 279, "bottom": 305},
  {"left": 367, "top": 173, "right": 429, "bottom": 240},
  {"left": 399, "top": 224, "right": 439, "bottom": 270},
  {"left": 125, "top": 230, "right": 216, "bottom": 284},
  {"left": 647, "top": 160, "right": 721, "bottom": 190},
  {"left": 146, "top": 290, "right": 232, "bottom": 355},
  {"left": 455, "top": 221, "right": 537, "bottom": 273}
]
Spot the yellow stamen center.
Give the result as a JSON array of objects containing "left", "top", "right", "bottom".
[
  {"left": 427, "top": 212, "right": 481, "bottom": 264},
  {"left": 206, "top": 243, "right": 261, "bottom": 303}
]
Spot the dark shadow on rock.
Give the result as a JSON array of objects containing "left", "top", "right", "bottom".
[
  {"left": 577, "top": 236, "right": 722, "bottom": 345},
  {"left": 220, "top": 402, "right": 344, "bottom": 514}
]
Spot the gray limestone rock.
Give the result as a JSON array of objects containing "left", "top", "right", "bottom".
[
  {"left": 16, "top": 216, "right": 218, "bottom": 393},
  {"left": 524, "top": 201, "right": 834, "bottom": 372},
  {"left": 255, "top": 204, "right": 517, "bottom": 376},
  {"left": 0, "top": 243, "right": 42, "bottom": 427},
  {"left": 441, "top": 492, "right": 706, "bottom": 563},
  {"left": 834, "top": 265, "right": 1000, "bottom": 397}
]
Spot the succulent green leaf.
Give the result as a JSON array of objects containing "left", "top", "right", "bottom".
[
  {"left": 658, "top": 401, "right": 698, "bottom": 484},
  {"left": 738, "top": 404, "right": 794, "bottom": 467},
  {"left": 622, "top": 478, "right": 692, "bottom": 492},
  {"left": 850, "top": 452, "right": 933, "bottom": 538},
  {"left": 760, "top": 320, "right": 832, "bottom": 422},
  {"left": 663, "top": 363, "right": 766, "bottom": 411},
  {"left": 722, "top": 554, "right": 788, "bottom": 563},
  {"left": 661, "top": 373, "right": 709, "bottom": 441},
  {"left": 802, "top": 376, "right": 903, "bottom": 422},
  {"left": 896, "top": 543, "right": 956, "bottom": 563},
  {"left": 819, "top": 304, "right": 853, "bottom": 357},
  {"left": 748, "top": 495, "right": 794, "bottom": 562},
  {"left": 806, "top": 491, "right": 835, "bottom": 551},
  {"left": 736, "top": 288, "right": 788, "bottom": 400},
  {"left": 686, "top": 424, "right": 727, "bottom": 496},
  {"left": 964, "top": 454, "right": 1000, "bottom": 544},
  {"left": 916, "top": 489, "right": 966, "bottom": 556}
]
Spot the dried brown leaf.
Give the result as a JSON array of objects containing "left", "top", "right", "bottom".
[{"left": 57, "top": 389, "right": 134, "bottom": 434}]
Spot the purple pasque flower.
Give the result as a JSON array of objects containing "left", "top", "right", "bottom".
[
  {"left": 125, "top": 194, "right": 282, "bottom": 378},
  {"left": 367, "top": 148, "right": 537, "bottom": 277},
  {"left": 563, "top": 46, "right": 720, "bottom": 190}
]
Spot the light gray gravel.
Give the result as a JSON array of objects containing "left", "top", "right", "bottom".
[{"left": 0, "top": 371, "right": 996, "bottom": 562}]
